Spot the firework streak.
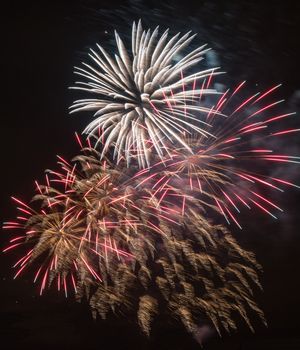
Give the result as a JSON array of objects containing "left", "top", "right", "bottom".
[
  {"left": 3, "top": 21, "right": 299, "bottom": 341},
  {"left": 4, "top": 147, "right": 266, "bottom": 336}
]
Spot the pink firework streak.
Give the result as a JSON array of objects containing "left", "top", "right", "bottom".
[
  {"left": 2, "top": 141, "right": 167, "bottom": 296},
  {"left": 135, "top": 81, "right": 299, "bottom": 229}
]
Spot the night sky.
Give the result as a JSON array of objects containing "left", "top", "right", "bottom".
[{"left": 1, "top": 1, "right": 300, "bottom": 349}]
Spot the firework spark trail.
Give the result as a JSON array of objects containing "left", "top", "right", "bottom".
[
  {"left": 3, "top": 148, "right": 150, "bottom": 293},
  {"left": 3, "top": 145, "right": 267, "bottom": 337},
  {"left": 137, "top": 83, "right": 299, "bottom": 228},
  {"left": 70, "top": 20, "right": 224, "bottom": 167}
]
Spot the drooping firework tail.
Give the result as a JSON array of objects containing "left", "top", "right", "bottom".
[
  {"left": 4, "top": 148, "right": 265, "bottom": 337},
  {"left": 3, "top": 21, "right": 299, "bottom": 341}
]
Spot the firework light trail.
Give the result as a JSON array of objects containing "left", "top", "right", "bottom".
[
  {"left": 134, "top": 81, "right": 300, "bottom": 229},
  {"left": 70, "top": 20, "right": 223, "bottom": 168},
  {"left": 4, "top": 148, "right": 147, "bottom": 296},
  {"left": 3, "top": 20, "right": 299, "bottom": 342},
  {"left": 3, "top": 143, "right": 266, "bottom": 337}
]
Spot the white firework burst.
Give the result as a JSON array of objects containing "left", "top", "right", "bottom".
[{"left": 70, "top": 20, "right": 222, "bottom": 168}]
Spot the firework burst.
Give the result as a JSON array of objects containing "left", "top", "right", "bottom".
[
  {"left": 3, "top": 19, "right": 299, "bottom": 344},
  {"left": 70, "top": 20, "right": 221, "bottom": 167},
  {"left": 3, "top": 145, "right": 265, "bottom": 337},
  {"left": 4, "top": 148, "right": 144, "bottom": 295},
  {"left": 135, "top": 82, "right": 300, "bottom": 228}
]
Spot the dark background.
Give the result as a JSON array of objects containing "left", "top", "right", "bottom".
[{"left": 1, "top": 1, "right": 300, "bottom": 349}]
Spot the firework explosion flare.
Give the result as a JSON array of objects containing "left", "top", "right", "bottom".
[
  {"left": 3, "top": 147, "right": 265, "bottom": 337},
  {"left": 70, "top": 20, "right": 222, "bottom": 168},
  {"left": 3, "top": 21, "right": 299, "bottom": 341}
]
